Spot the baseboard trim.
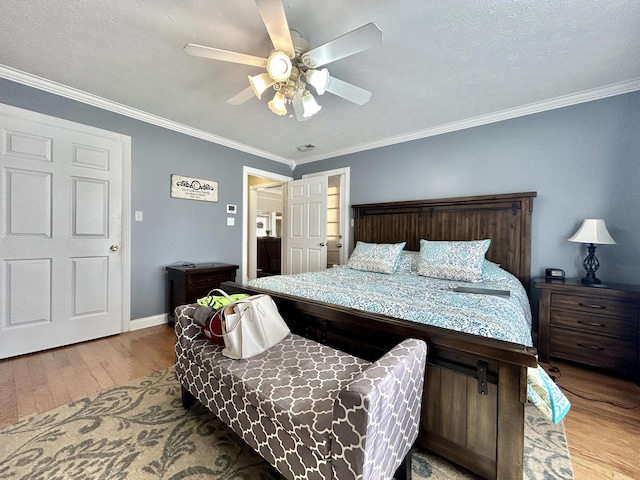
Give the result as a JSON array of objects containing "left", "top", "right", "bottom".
[{"left": 130, "top": 313, "right": 168, "bottom": 331}]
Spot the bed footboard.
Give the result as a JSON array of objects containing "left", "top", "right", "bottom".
[{"left": 222, "top": 281, "right": 536, "bottom": 480}]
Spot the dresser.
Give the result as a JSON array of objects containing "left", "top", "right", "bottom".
[
  {"left": 257, "top": 237, "right": 281, "bottom": 277},
  {"left": 166, "top": 263, "right": 239, "bottom": 323},
  {"left": 535, "top": 278, "right": 640, "bottom": 382}
]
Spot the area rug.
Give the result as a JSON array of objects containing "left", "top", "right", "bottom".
[{"left": 0, "top": 367, "right": 574, "bottom": 479}]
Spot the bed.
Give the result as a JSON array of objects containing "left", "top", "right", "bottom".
[{"left": 223, "top": 192, "right": 569, "bottom": 480}]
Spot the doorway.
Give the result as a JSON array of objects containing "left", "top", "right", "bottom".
[
  {"left": 242, "top": 167, "right": 292, "bottom": 284},
  {"left": 242, "top": 166, "right": 350, "bottom": 283}
]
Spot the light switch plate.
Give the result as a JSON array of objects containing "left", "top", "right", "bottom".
[{"left": 227, "top": 217, "right": 235, "bottom": 226}]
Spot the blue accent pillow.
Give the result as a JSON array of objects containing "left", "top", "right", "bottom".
[
  {"left": 482, "top": 260, "right": 508, "bottom": 281},
  {"left": 417, "top": 239, "right": 491, "bottom": 282},
  {"left": 347, "top": 241, "right": 406, "bottom": 274},
  {"left": 395, "top": 251, "right": 420, "bottom": 274}
]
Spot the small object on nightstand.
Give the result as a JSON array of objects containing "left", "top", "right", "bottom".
[
  {"left": 567, "top": 219, "right": 616, "bottom": 285},
  {"left": 545, "top": 268, "right": 565, "bottom": 280}
]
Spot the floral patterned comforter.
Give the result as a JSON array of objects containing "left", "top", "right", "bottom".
[{"left": 247, "top": 266, "right": 570, "bottom": 423}]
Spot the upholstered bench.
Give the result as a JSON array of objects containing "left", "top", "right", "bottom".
[{"left": 174, "top": 303, "right": 427, "bottom": 480}]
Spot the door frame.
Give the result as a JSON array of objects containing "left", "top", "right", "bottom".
[{"left": 242, "top": 166, "right": 292, "bottom": 284}]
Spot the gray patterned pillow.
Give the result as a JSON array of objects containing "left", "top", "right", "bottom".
[
  {"left": 347, "top": 241, "right": 406, "bottom": 274},
  {"left": 417, "top": 239, "right": 491, "bottom": 282}
]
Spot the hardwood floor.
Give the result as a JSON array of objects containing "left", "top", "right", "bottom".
[
  {"left": 539, "top": 360, "right": 640, "bottom": 480},
  {"left": 1, "top": 325, "right": 638, "bottom": 479},
  {"left": 0, "top": 324, "right": 175, "bottom": 429}
]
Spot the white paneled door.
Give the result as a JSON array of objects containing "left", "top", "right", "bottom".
[
  {"left": 286, "top": 176, "right": 327, "bottom": 274},
  {"left": 0, "top": 105, "right": 129, "bottom": 358}
]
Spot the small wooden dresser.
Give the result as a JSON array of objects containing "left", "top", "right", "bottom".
[
  {"left": 535, "top": 277, "right": 640, "bottom": 382},
  {"left": 166, "top": 262, "right": 239, "bottom": 323}
]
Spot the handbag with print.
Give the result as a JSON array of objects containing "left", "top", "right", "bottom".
[{"left": 196, "top": 289, "right": 248, "bottom": 346}]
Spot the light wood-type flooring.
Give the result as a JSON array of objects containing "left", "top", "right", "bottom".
[{"left": 0, "top": 325, "right": 638, "bottom": 479}]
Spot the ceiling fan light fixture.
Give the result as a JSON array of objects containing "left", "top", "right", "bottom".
[
  {"left": 301, "top": 91, "right": 322, "bottom": 118},
  {"left": 266, "top": 51, "right": 293, "bottom": 82},
  {"left": 248, "top": 73, "right": 275, "bottom": 99},
  {"left": 306, "top": 68, "right": 330, "bottom": 95},
  {"left": 268, "top": 91, "right": 288, "bottom": 116}
]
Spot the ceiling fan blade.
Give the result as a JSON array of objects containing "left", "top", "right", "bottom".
[
  {"left": 301, "top": 23, "right": 382, "bottom": 68},
  {"left": 184, "top": 43, "right": 267, "bottom": 68},
  {"left": 227, "top": 86, "right": 256, "bottom": 105},
  {"left": 255, "top": 0, "right": 295, "bottom": 58},
  {"left": 325, "top": 76, "right": 372, "bottom": 105}
]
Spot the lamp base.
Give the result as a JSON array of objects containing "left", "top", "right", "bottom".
[
  {"left": 581, "top": 243, "right": 602, "bottom": 285},
  {"left": 581, "top": 275, "right": 601, "bottom": 285}
]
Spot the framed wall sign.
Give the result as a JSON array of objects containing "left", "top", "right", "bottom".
[{"left": 170, "top": 174, "right": 218, "bottom": 202}]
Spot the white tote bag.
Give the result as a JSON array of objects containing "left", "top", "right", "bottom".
[{"left": 220, "top": 294, "right": 290, "bottom": 359}]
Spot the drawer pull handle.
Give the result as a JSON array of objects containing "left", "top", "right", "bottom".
[
  {"left": 578, "top": 302, "right": 606, "bottom": 310},
  {"left": 576, "top": 343, "right": 605, "bottom": 351},
  {"left": 577, "top": 320, "right": 606, "bottom": 328}
]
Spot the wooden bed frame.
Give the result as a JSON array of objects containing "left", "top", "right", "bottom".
[{"left": 223, "top": 191, "right": 538, "bottom": 480}]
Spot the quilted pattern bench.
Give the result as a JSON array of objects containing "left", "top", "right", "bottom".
[{"left": 175, "top": 303, "right": 427, "bottom": 480}]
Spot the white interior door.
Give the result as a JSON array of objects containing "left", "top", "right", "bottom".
[
  {"left": 303, "top": 167, "right": 350, "bottom": 266},
  {"left": 0, "top": 105, "right": 128, "bottom": 358},
  {"left": 286, "top": 176, "right": 327, "bottom": 274}
]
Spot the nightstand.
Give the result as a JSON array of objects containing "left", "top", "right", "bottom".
[
  {"left": 535, "top": 277, "right": 640, "bottom": 382},
  {"left": 166, "top": 262, "right": 239, "bottom": 323}
]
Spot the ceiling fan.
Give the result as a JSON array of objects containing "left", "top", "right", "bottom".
[{"left": 183, "top": 0, "right": 382, "bottom": 121}]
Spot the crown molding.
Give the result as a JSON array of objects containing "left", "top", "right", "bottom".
[
  {"left": 294, "top": 78, "right": 640, "bottom": 165},
  {"left": 3, "top": 65, "right": 639, "bottom": 168},
  {"left": 0, "top": 65, "right": 292, "bottom": 166}
]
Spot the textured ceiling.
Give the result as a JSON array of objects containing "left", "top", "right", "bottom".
[{"left": 1, "top": 0, "right": 639, "bottom": 167}]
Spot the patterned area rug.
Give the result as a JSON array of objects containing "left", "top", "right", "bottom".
[{"left": 0, "top": 367, "right": 574, "bottom": 479}]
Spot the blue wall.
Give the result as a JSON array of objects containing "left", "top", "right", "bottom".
[
  {"left": 296, "top": 91, "right": 640, "bottom": 286},
  {"left": 0, "top": 78, "right": 291, "bottom": 319},
  {"left": 3, "top": 77, "right": 639, "bottom": 320}
]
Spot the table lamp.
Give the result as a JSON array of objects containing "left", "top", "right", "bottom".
[{"left": 567, "top": 218, "right": 616, "bottom": 285}]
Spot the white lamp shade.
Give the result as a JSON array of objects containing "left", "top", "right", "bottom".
[
  {"left": 568, "top": 219, "right": 616, "bottom": 245},
  {"left": 266, "top": 51, "right": 292, "bottom": 82},
  {"left": 306, "top": 68, "right": 330, "bottom": 95},
  {"left": 268, "top": 91, "right": 287, "bottom": 116},
  {"left": 301, "top": 91, "right": 321, "bottom": 118},
  {"left": 248, "top": 73, "right": 275, "bottom": 99}
]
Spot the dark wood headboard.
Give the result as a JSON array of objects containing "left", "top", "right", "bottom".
[{"left": 352, "top": 192, "right": 536, "bottom": 288}]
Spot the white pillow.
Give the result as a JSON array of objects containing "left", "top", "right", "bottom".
[
  {"left": 347, "top": 241, "right": 406, "bottom": 274},
  {"left": 417, "top": 239, "right": 491, "bottom": 282}
]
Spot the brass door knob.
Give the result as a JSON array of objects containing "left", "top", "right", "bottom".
[{"left": 110, "top": 244, "right": 120, "bottom": 252}]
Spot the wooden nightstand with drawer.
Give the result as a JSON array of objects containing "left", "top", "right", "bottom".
[
  {"left": 166, "top": 262, "right": 239, "bottom": 324},
  {"left": 535, "top": 278, "right": 640, "bottom": 382}
]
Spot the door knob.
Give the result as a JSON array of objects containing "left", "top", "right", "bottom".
[
  {"left": 319, "top": 243, "right": 325, "bottom": 247},
  {"left": 110, "top": 244, "right": 120, "bottom": 251},
  {"left": 337, "top": 243, "right": 342, "bottom": 248}
]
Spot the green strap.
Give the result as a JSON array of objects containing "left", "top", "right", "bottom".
[{"left": 197, "top": 293, "right": 248, "bottom": 309}]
